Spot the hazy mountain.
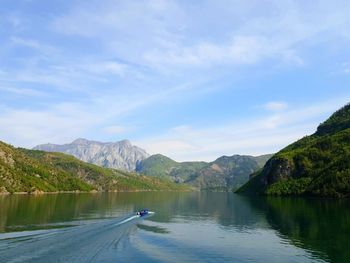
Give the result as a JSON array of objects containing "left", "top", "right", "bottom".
[
  {"left": 237, "top": 103, "right": 350, "bottom": 197},
  {"left": 136, "top": 154, "right": 272, "bottom": 190},
  {"left": 33, "top": 138, "right": 149, "bottom": 172},
  {"left": 0, "top": 141, "right": 188, "bottom": 194}
]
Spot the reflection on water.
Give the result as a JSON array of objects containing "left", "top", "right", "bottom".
[
  {"left": 249, "top": 197, "right": 350, "bottom": 263},
  {"left": 0, "top": 192, "right": 349, "bottom": 262},
  {"left": 0, "top": 192, "right": 264, "bottom": 230},
  {"left": 137, "top": 224, "right": 170, "bottom": 234}
]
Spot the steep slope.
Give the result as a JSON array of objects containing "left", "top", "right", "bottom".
[
  {"left": 237, "top": 103, "right": 350, "bottom": 197},
  {"left": 136, "top": 154, "right": 271, "bottom": 190},
  {"left": 0, "top": 141, "right": 92, "bottom": 193},
  {"left": 0, "top": 141, "right": 189, "bottom": 194},
  {"left": 193, "top": 155, "right": 266, "bottom": 190},
  {"left": 33, "top": 138, "right": 149, "bottom": 172},
  {"left": 135, "top": 154, "right": 180, "bottom": 177}
]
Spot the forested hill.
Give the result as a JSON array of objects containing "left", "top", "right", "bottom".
[
  {"left": 136, "top": 153, "right": 272, "bottom": 190},
  {"left": 237, "top": 103, "right": 350, "bottom": 197},
  {"left": 0, "top": 141, "right": 189, "bottom": 194}
]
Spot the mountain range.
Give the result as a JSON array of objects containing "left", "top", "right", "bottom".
[
  {"left": 33, "top": 138, "right": 272, "bottom": 191},
  {"left": 136, "top": 153, "right": 272, "bottom": 190},
  {"left": 237, "top": 103, "right": 350, "bottom": 197},
  {"left": 34, "top": 138, "right": 149, "bottom": 172},
  {"left": 3, "top": 102, "right": 350, "bottom": 196},
  {"left": 0, "top": 141, "right": 188, "bottom": 194}
]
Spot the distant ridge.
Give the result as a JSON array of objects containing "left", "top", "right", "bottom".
[
  {"left": 33, "top": 138, "right": 149, "bottom": 172},
  {"left": 136, "top": 153, "right": 272, "bottom": 190}
]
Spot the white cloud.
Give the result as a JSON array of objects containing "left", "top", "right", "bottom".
[
  {"left": 0, "top": 78, "right": 207, "bottom": 148},
  {"left": 2, "top": 0, "right": 350, "bottom": 161},
  {"left": 50, "top": 0, "right": 350, "bottom": 70},
  {"left": 76, "top": 61, "right": 127, "bottom": 76},
  {"left": 10, "top": 37, "right": 57, "bottom": 55},
  {"left": 103, "top": 125, "right": 129, "bottom": 134},
  {"left": 0, "top": 101, "right": 106, "bottom": 148},
  {"left": 142, "top": 140, "right": 196, "bottom": 154},
  {"left": 143, "top": 36, "right": 270, "bottom": 67},
  {"left": 1, "top": 14, "right": 23, "bottom": 28},
  {"left": 343, "top": 66, "right": 350, "bottom": 74},
  {"left": 136, "top": 98, "right": 349, "bottom": 161},
  {"left": 0, "top": 60, "right": 128, "bottom": 95},
  {"left": 0, "top": 86, "right": 47, "bottom": 97},
  {"left": 0, "top": 68, "right": 82, "bottom": 92},
  {"left": 136, "top": 122, "right": 312, "bottom": 162},
  {"left": 0, "top": 109, "right": 91, "bottom": 147},
  {"left": 262, "top": 101, "right": 288, "bottom": 111}
]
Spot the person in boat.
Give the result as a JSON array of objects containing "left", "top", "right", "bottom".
[{"left": 136, "top": 209, "right": 149, "bottom": 217}]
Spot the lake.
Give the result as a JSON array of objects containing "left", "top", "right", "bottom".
[{"left": 0, "top": 192, "right": 349, "bottom": 262}]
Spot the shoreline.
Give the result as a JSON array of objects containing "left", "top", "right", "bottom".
[{"left": 0, "top": 188, "right": 195, "bottom": 195}]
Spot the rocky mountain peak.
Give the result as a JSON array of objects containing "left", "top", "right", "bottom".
[
  {"left": 33, "top": 138, "right": 149, "bottom": 172},
  {"left": 117, "top": 139, "right": 132, "bottom": 147}
]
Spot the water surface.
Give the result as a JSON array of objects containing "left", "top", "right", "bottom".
[{"left": 0, "top": 192, "right": 349, "bottom": 262}]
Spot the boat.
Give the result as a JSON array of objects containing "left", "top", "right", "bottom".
[{"left": 136, "top": 209, "right": 149, "bottom": 217}]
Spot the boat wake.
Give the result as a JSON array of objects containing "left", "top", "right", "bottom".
[{"left": 0, "top": 213, "right": 152, "bottom": 263}]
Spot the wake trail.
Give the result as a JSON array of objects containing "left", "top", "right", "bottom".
[{"left": 0, "top": 214, "right": 143, "bottom": 263}]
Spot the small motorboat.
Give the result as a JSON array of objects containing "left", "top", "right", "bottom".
[{"left": 136, "top": 209, "right": 149, "bottom": 217}]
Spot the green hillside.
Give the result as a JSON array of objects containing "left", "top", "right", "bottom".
[
  {"left": 0, "top": 141, "right": 190, "bottom": 194},
  {"left": 136, "top": 153, "right": 272, "bottom": 190},
  {"left": 237, "top": 103, "right": 350, "bottom": 197},
  {"left": 135, "top": 154, "right": 182, "bottom": 178}
]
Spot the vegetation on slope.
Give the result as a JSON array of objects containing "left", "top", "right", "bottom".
[
  {"left": 0, "top": 142, "right": 190, "bottom": 194},
  {"left": 135, "top": 154, "right": 181, "bottom": 178},
  {"left": 136, "top": 153, "right": 272, "bottom": 190},
  {"left": 236, "top": 103, "right": 350, "bottom": 197}
]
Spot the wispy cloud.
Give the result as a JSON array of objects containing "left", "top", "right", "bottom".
[
  {"left": 103, "top": 125, "right": 130, "bottom": 134},
  {"left": 0, "top": 76, "right": 212, "bottom": 148},
  {"left": 143, "top": 36, "right": 272, "bottom": 67},
  {"left": 78, "top": 61, "right": 127, "bottom": 76},
  {"left": 10, "top": 37, "right": 57, "bottom": 55},
  {"left": 0, "top": 86, "right": 47, "bottom": 97},
  {"left": 342, "top": 62, "right": 350, "bottom": 74},
  {"left": 51, "top": 0, "right": 350, "bottom": 70},
  {"left": 1, "top": 0, "right": 350, "bottom": 160},
  {"left": 262, "top": 101, "right": 288, "bottom": 111},
  {"left": 0, "top": 107, "right": 96, "bottom": 147},
  {"left": 136, "top": 98, "right": 349, "bottom": 161}
]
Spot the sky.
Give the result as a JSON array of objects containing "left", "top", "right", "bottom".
[{"left": 1, "top": 0, "right": 350, "bottom": 161}]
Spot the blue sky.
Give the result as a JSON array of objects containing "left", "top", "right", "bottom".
[{"left": 1, "top": 0, "right": 350, "bottom": 161}]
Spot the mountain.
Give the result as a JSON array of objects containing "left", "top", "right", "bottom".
[
  {"left": 33, "top": 138, "right": 149, "bottom": 172},
  {"left": 237, "top": 103, "right": 350, "bottom": 197},
  {"left": 136, "top": 154, "right": 272, "bottom": 190},
  {"left": 0, "top": 141, "right": 189, "bottom": 194}
]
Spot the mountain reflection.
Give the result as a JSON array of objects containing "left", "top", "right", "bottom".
[
  {"left": 1, "top": 192, "right": 349, "bottom": 262},
  {"left": 244, "top": 196, "right": 350, "bottom": 263}
]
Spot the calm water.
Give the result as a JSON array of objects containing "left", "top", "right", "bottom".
[{"left": 0, "top": 192, "right": 349, "bottom": 263}]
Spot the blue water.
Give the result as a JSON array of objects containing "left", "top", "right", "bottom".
[{"left": 0, "top": 192, "right": 348, "bottom": 262}]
